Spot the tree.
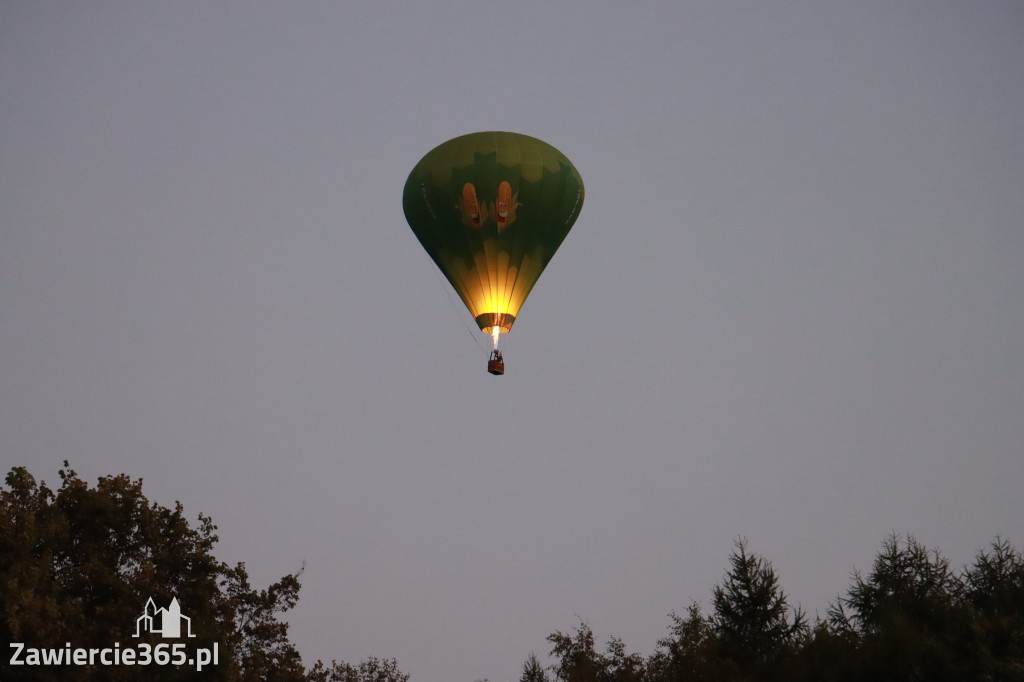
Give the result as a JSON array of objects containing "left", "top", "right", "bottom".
[
  {"left": 547, "top": 622, "right": 603, "bottom": 682},
  {"left": 962, "top": 536, "right": 1024, "bottom": 621},
  {"left": 547, "top": 622, "right": 646, "bottom": 682},
  {"left": 648, "top": 602, "right": 735, "bottom": 682},
  {"left": 220, "top": 561, "right": 306, "bottom": 681},
  {"left": 837, "top": 533, "right": 958, "bottom": 633},
  {"left": 710, "top": 538, "right": 806, "bottom": 678},
  {"left": 828, "top": 533, "right": 987, "bottom": 681},
  {"left": 2, "top": 463, "right": 254, "bottom": 681},
  {"left": 959, "top": 537, "right": 1024, "bottom": 680},
  {"left": 304, "top": 657, "right": 409, "bottom": 682},
  {"left": 0, "top": 463, "right": 406, "bottom": 682},
  {"left": 520, "top": 653, "right": 549, "bottom": 682},
  {"left": 539, "top": 534, "right": 1024, "bottom": 682}
]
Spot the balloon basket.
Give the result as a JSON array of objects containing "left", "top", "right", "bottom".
[{"left": 487, "top": 351, "right": 505, "bottom": 376}]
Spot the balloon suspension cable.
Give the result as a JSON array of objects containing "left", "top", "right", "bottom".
[{"left": 425, "top": 257, "right": 490, "bottom": 355}]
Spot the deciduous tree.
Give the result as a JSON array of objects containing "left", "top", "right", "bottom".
[{"left": 1, "top": 463, "right": 406, "bottom": 682}]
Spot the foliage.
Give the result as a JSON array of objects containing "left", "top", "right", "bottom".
[
  {"left": 547, "top": 622, "right": 645, "bottom": 682},
  {"left": 541, "top": 534, "right": 1024, "bottom": 682},
  {"left": 7, "top": 463, "right": 1021, "bottom": 681},
  {"left": 305, "top": 657, "right": 410, "bottom": 682},
  {"left": 0, "top": 463, "right": 407, "bottom": 682},
  {"left": 520, "top": 653, "right": 549, "bottom": 682},
  {"left": 961, "top": 537, "right": 1024, "bottom": 678},
  {"left": 711, "top": 537, "right": 807, "bottom": 675},
  {"left": 647, "top": 602, "right": 734, "bottom": 682},
  {"left": 822, "top": 533, "right": 1024, "bottom": 681}
]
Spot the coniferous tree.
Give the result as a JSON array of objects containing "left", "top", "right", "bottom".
[
  {"left": 520, "top": 652, "right": 549, "bottom": 682},
  {"left": 711, "top": 538, "right": 806, "bottom": 678},
  {"left": 544, "top": 534, "right": 1024, "bottom": 682},
  {"left": 829, "top": 533, "right": 978, "bottom": 681},
  {"left": 961, "top": 537, "right": 1024, "bottom": 678}
]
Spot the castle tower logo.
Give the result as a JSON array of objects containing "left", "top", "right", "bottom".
[{"left": 133, "top": 597, "right": 196, "bottom": 638}]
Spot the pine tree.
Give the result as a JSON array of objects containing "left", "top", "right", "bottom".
[
  {"left": 711, "top": 538, "right": 806, "bottom": 678},
  {"left": 521, "top": 652, "right": 549, "bottom": 682}
]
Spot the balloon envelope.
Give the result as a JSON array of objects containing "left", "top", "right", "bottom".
[{"left": 403, "top": 131, "right": 584, "bottom": 336}]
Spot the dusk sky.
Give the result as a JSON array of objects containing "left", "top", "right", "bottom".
[{"left": 2, "top": 3, "right": 1022, "bottom": 681}]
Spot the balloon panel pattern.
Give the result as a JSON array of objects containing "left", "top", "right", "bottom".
[{"left": 403, "top": 131, "right": 584, "bottom": 335}]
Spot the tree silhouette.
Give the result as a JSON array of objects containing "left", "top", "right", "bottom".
[
  {"left": 544, "top": 534, "right": 1024, "bottom": 681},
  {"left": 1, "top": 463, "right": 406, "bottom": 682},
  {"left": 961, "top": 537, "right": 1024, "bottom": 677},
  {"left": 520, "top": 653, "right": 548, "bottom": 682},
  {"left": 711, "top": 537, "right": 806, "bottom": 678}
]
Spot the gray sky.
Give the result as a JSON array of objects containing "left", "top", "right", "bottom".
[{"left": 2, "top": 2, "right": 1022, "bottom": 681}]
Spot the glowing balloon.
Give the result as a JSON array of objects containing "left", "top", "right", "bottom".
[{"left": 403, "top": 131, "right": 584, "bottom": 363}]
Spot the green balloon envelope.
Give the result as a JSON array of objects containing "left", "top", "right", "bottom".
[{"left": 403, "top": 131, "right": 584, "bottom": 335}]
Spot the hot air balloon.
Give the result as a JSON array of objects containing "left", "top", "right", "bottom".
[{"left": 403, "top": 131, "right": 584, "bottom": 375}]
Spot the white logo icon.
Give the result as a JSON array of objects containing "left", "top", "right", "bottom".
[{"left": 133, "top": 597, "right": 196, "bottom": 638}]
